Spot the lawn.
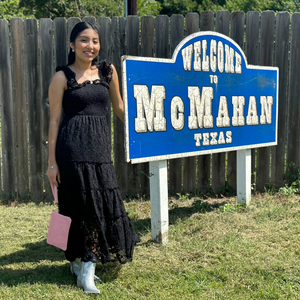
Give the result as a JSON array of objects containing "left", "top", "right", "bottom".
[{"left": 1, "top": 193, "right": 300, "bottom": 299}]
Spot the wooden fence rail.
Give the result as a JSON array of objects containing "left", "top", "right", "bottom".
[{"left": 0, "top": 11, "right": 299, "bottom": 202}]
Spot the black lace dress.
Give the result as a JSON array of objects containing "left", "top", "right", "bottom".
[{"left": 55, "top": 61, "right": 140, "bottom": 264}]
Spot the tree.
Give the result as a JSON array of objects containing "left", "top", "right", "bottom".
[
  {"left": 158, "top": 0, "right": 300, "bottom": 15},
  {"left": 19, "top": 0, "right": 76, "bottom": 19},
  {"left": 3, "top": 0, "right": 299, "bottom": 21},
  {"left": 198, "top": 0, "right": 266, "bottom": 12},
  {"left": 137, "top": 0, "right": 161, "bottom": 17},
  {"left": 18, "top": 0, "right": 125, "bottom": 19},
  {"left": 158, "top": 0, "right": 198, "bottom": 16},
  {"left": 0, "top": 0, "right": 162, "bottom": 20},
  {"left": 0, "top": 0, "right": 33, "bottom": 20}
]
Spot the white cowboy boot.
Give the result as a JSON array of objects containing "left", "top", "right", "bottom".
[
  {"left": 77, "top": 261, "right": 100, "bottom": 294},
  {"left": 70, "top": 258, "right": 102, "bottom": 283},
  {"left": 70, "top": 258, "right": 81, "bottom": 277}
]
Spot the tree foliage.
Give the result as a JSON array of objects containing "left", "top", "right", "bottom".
[
  {"left": 137, "top": 0, "right": 161, "bottom": 17},
  {"left": 158, "top": 0, "right": 300, "bottom": 15},
  {"left": 159, "top": 0, "right": 198, "bottom": 15},
  {"left": 199, "top": 0, "right": 300, "bottom": 12},
  {"left": 1, "top": 0, "right": 300, "bottom": 20},
  {"left": 0, "top": 0, "right": 33, "bottom": 20},
  {"left": 17, "top": 0, "right": 126, "bottom": 19},
  {"left": 0, "top": 0, "right": 161, "bottom": 20}
]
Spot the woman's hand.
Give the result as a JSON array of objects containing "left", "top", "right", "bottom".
[{"left": 47, "top": 166, "right": 61, "bottom": 187}]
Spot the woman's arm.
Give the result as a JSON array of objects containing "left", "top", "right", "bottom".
[
  {"left": 109, "top": 64, "right": 124, "bottom": 123},
  {"left": 46, "top": 71, "right": 66, "bottom": 186}
]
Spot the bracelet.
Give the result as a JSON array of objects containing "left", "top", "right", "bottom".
[{"left": 48, "top": 165, "right": 57, "bottom": 169}]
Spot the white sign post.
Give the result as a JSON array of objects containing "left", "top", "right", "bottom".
[
  {"left": 149, "top": 160, "right": 169, "bottom": 244},
  {"left": 236, "top": 149, "right": 252, "bottom": 206}
]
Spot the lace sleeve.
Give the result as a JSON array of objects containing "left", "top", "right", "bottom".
[
  {"left": 55, "top": 65, "right": 77, "bottom": 89},
  {"left": 55, "top": 66, "right": 64, "bottom": 72},
  {"left": 97, "top": 61, "right": 113, "bottom": 84}
]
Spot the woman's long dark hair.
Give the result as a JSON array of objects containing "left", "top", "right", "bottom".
[{"left": 67, "top": 21, "right": 100, "bottom": 66}]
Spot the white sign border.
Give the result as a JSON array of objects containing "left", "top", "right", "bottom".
[{"left": 122, "top": 31, "right": 279, "bottom": 164}]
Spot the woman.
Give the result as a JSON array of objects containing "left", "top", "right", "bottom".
[{"left": 47, "top": 21, "right": 140, "bottom": 294}]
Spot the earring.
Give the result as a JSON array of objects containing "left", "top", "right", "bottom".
[{"left": 72, "top": 49, "right": 75, "bottom": 52}]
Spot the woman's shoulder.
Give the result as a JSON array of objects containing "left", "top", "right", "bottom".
[
  {"left": 49, "top": 66, "right": 69, "bottom": 90},
  {"left": 55, "top": 65, "right": 75, "bottom": 78},
  {"left": 52, "top": 69, "right": 67, "bottom": 82}
]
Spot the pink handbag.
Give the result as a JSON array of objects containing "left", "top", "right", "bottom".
[
  {"left": 47, "top": 183, "right": 71, "bottom": 251},
  {"left": 47, "top": 211, "right": 71, "bottom": 251}
]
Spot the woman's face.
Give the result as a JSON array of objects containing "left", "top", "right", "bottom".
[{"left": 71, "top": 28, "right": 100, "bottom": 63}]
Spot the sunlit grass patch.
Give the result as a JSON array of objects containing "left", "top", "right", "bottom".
[{"left": 1, "top": 193, "right": 300, "bottom": 299}]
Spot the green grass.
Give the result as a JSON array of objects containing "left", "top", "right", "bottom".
[{"left": 1, "top": 194, "right": 300, "bottom": 299}]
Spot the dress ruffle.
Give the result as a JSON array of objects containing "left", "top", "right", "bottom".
[
  {"left": 58, "top": 163, "right": 140, "bottom": 264},
  {"left": 56, "top": 61, "right": 112, "bottom": 90}
]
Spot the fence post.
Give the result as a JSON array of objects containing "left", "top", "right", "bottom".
[
  {"left": 182, "top": 13, "right": 199, "bottom": 194},
  {"left": 287, "top": 13, "right": 300, "bottom": 178},
  {"left": 256, "top": 11, "right": 275, "bottom": 191},
  {"left": 126, "top": 15, "right": 141, "bottom": 196},
  {"left": 198, "top": 11, "right": 214, "bottom": 194},
  {"left": 11, "top": 18, "right": 29, "bottom": 197},
  {"left": 169, "top": 14, "right": 184, "bottom": 195},
  {"left": 0, "top": 20, "right": 15, "bottom": 197},
  {"left": 212, "top": 10, "right": 229, "bottom": 193}
]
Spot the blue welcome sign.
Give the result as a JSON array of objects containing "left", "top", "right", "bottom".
[{"left": 122, "top": 32, "right": 278, "bottom": 164}]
